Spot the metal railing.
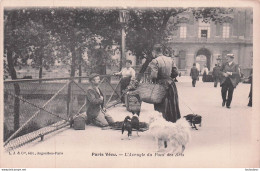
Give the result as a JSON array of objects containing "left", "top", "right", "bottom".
[{"left": 3, "top": 75, "right": 123, "bottom": 151}]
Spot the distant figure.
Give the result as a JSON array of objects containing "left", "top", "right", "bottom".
[
  {"left": 248, "top": 70, "right": 252, "bottom": 107},
  {"left": 196, "top": 63, "right": 200, "bottom": 73},
  {"left": 220, "top": 54, "right": 239, "bottom": 109},
  {"left": 196, "top": 63, "right": 200, "bottom": 81},
  {"left": 212, "top": 64, "right": 221, "bottom": 87},
  {"left": 202, "top": 64, "right": 209, "bottom": 82},
  {"left": 190, "top": 63, "right": 199, "bottom": 87}
]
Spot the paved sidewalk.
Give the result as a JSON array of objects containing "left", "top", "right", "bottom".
[{"left": 2, "top": 78, "right": 258, "bottom": 168}]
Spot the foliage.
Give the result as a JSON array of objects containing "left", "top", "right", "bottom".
[
  {"left": 4, "top": 7, "right": 235, "bottom": 77},
  {"left": 192, "top": 7, "right": 234, "bottom": 24},
  {"left": 127, "top": 8, "right": 186, "bottom": 60}
]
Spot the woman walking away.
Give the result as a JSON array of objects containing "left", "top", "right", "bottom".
[{"left": 148, "top": 44, "right": 181, "bottom": 123}]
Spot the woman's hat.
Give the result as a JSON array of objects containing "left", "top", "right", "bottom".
[{"left": 89, "top": 73, "right": 100, "bottom": 81}]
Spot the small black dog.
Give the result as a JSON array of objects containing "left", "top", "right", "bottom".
[
  {"left": 122, "top": 114, "right": 140, "bottom": 139},
  {"left": 122, "top": 116, "right": 132, "bottom": 139},
  {"left": 184, "top": 114, "right": 202, "bottom": 130}
]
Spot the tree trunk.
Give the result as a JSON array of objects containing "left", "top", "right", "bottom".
[
  {"left": 78, "top": 55, "right": 82, "bottom": 83},
  {"left": 13, "top": 83, "right": 20, "bottom": 131},
  {"left": 7, "top": 50, "right": 20, "bottom": 131},
  {"left": 70, "top": 45, "right": 76, "bottom": 77},
  {"left": 39, "top": 67, "right": 42, "bottom": 80},
  {"left": 39, "top": 54, "right": 43, "bottom": 83},
  {"left": 137, "top": 50, "right": 153, "bottom": 81}
]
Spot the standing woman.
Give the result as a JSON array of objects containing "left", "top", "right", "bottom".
[
  {"left": 148, "top": 45, "right": 181, "bottom": 123},
  {"left": 114, "top": 60, "right": 136, "bottom": 103},
  {"left": 202, "top": 64, "right": 209, "bottom": 82}
]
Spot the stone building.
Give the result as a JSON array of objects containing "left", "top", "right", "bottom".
[{"left": 166, "top": 8, "right": 253, "bottom": 76}]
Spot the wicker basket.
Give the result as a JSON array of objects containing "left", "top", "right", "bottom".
[
  {"left": 125, "top": 94, "right": 141, "bottom": 112},
  {"left": 137, "top": 83, "right": 166, "bottom": 104}
]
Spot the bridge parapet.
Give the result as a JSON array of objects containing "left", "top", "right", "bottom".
[{"left": 3, "top": 75, "right": 124, "bottom": 150}]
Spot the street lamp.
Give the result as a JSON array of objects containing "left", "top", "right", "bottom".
[{"left": 119, "top": 9, "right": 129, "bottom": 70}]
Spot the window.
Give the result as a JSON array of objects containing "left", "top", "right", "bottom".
[
  {"left": 223, "top": 24, "right": 230, "bottom": 38},
  {"left": 198, "top": 19, "right": 211, "bottom": 38},
  {"left": 201, "top": 30, "right": 208, "bottom": 38},
  {"left": 180, "top": 26, "right": 187, "bottom": 38},
  {"left": 198, "top": 26, "right": 210, "bottom": 38},
  {"left": 216, "top": 22, "right": 221, "bottom": 36}
]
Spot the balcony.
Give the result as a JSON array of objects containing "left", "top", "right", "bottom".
[{"left": 166, "top": 36, "right": 252, "bottom": 44}]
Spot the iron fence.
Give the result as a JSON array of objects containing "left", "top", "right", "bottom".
[{"left": 3, "top": 75, "right": 123, "bottom": 151}]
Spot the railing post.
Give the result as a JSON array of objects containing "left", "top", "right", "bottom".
[{"left": 67, "top": 80, "right": 72, "bottom": 127}]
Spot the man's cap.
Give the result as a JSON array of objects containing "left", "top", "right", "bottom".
[
  {"left": 89, "top": 73, "right": 100, "bottom": 81},
  {"left": 226, "top": 54, "right": 235, "bottom": 58}
]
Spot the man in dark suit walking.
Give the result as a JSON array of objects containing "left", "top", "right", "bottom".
[
  {"left": 220, "top": 54, "right": 239, "bottom": 109},
  {"left": 212, "top": 64, "right": 221, "bottom": 87},
  {"left": 190, "top": 63, "right": 199, "bottom": 87}
]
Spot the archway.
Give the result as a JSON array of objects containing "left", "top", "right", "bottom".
[{"left": 196, "top": 48, "right": 211, "bottom": 71}]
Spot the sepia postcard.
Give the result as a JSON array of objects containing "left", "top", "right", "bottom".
[{"left": 0, "top": 0, "right": 259, "bottom": 168}]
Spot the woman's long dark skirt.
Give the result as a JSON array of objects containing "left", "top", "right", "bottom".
[
  {"left": 154, "top": 82, "right": 181, "bottom": 123},
  {"left": 120, "top": 77, "right": 131, "bottom": 103}
]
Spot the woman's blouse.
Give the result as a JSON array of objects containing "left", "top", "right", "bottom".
[
  {"left": 149, "top": 55, "right": 176, "bottom": 79},
  {"left": 117, "top": 67, "right": 136, "bottom": 80}
]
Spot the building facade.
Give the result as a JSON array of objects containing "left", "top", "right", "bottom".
[{"left": 166, "top": 8, "right": 253, "bottom": 76}]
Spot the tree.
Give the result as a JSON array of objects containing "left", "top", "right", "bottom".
[
  {"left": 4, "top": 9, "right": 59, "bottom": 80},
  {"left": 4, "top": 9, "right": 25, "bottom": 130},
  {"left": 78, "top": 9, "right": 121, "bottom": 75},
  {"left": 25, "top": 9, "right": 57, "bottom": 80},
  {"left": 125, "top": 8, "right": 186, "bottom": 79},
  {"left": 192, "top": 7, "right": 234, "bottom": 23}
]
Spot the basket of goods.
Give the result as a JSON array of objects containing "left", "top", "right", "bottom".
[
  {"left": 125, "top": 92, "right": 141, "bottom": 113},
  {"left": 137, "top": 83, "right": 166, "bottom": 104}
]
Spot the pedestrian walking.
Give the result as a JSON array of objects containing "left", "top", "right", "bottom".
[
  {"left": 202, "top": 64, "right": 209, "bottom": 82},
  {"left": 212, "top": 64, "right": 221, "bottom": 87},
  {"left": 219, "top": 54, "right": 239, "bottom": 109},
  {"left": 190, "top": 63, "right": 199, "bottom": 87},
  {"left": 148, "top": 44, "right": 181, "bottom": 123}
]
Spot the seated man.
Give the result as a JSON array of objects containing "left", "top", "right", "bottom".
[{"left": 85, "top": 73, "right": 114, "bottom": 127}]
